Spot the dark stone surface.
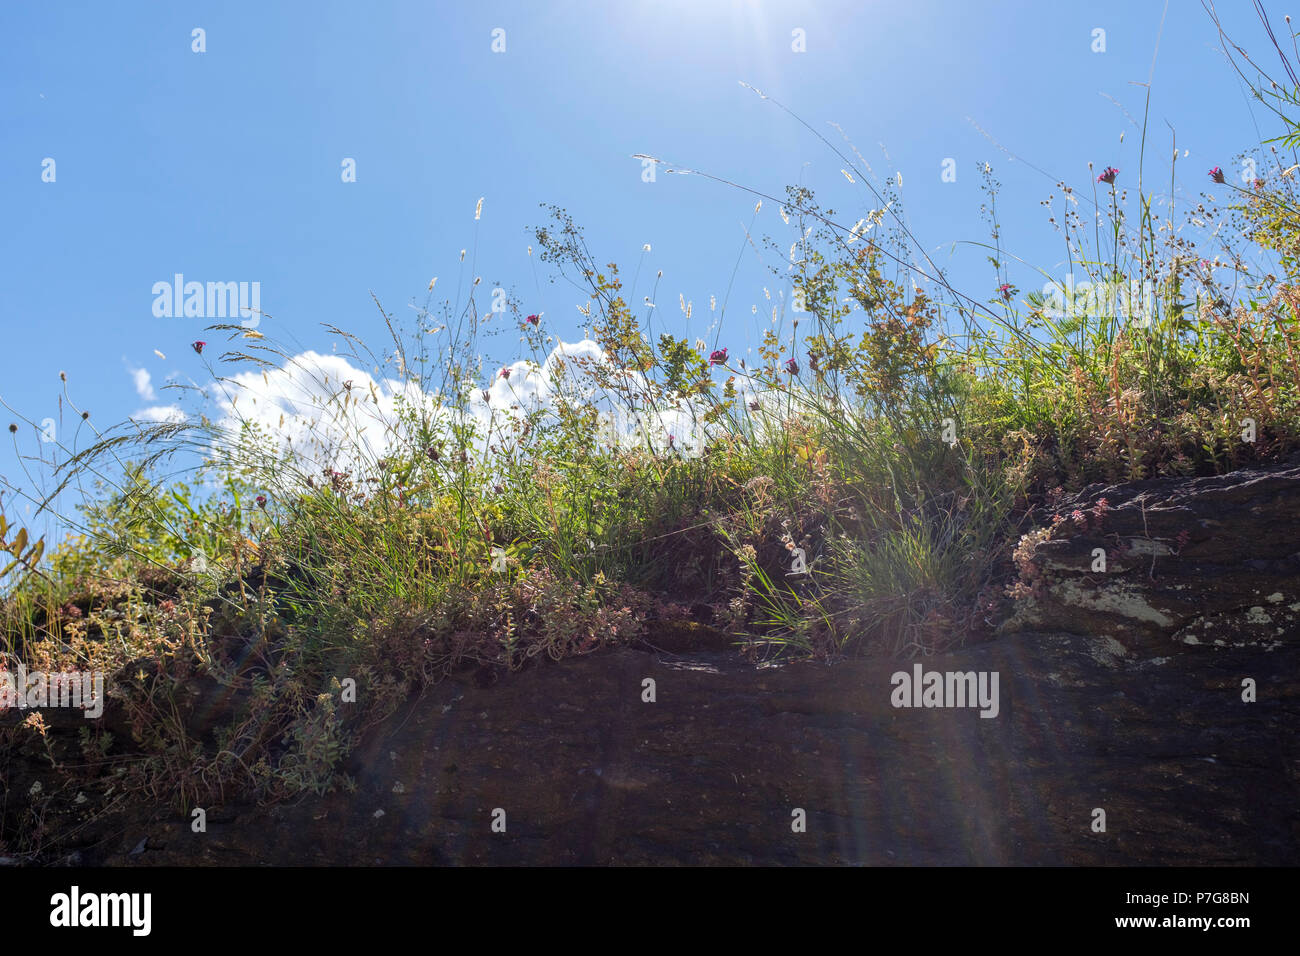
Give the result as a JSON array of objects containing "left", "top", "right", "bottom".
[{"left": 1001, "top": 459, "right": 1300, "bottom": 655}]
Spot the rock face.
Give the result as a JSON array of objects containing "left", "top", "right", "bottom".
[
  {"left": 5, "top": 460, "right": 1299, "bottom": 865},
  {"left": 1000, "top": 457, "right": 1300, "bottom": 656}
]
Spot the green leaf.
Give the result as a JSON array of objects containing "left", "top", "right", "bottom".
[{"left": 171, "top": 489, "right": 200, "bottom": 520}]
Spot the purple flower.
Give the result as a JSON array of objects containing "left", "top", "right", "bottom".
[
  {"left": 192, "top": 341, "right": 206, "bottom": 354},
  {"left": 709, "top": 347, "right": 728, "bottom": 366},
  {"left": 1097, "top": 166, "right": 1119, "bottom": 185},
  {"left": 998, "top": 283, "right": 1013, "bottom": 301},
  {"left": 255, "top": 495, "right": 267, "bottom": 509},
  {"left": 784, "top": 357, "right": 799, "bottom": 375},
  {"left": 525, "top": 314, "right": 540, "bottom": 326},
  {"left": 499, "top": 367, "right": 511, "bottom": 379},
  {"left": 1209, "top": 166, "right": 1225, "bottom": 184}
]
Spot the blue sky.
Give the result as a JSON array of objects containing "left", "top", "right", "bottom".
[{"left": 0, "top": 0, "right": 1288, "bottom": 543}]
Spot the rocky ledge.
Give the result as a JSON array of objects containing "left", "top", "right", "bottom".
[{"left": 4, "top": 459, "right": 1298, "bottom": 865}]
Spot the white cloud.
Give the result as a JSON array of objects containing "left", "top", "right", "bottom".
[
  {"left": 165, "top": 339, "right": 786, "bottom": 493},
  {"left": 133, "top": 405, "right": 185, "bottom": 423},
  {"left": 206, "top": 349, "right": 442, "bottom": 477},
  {"left": 129, "top": 366, "right": 156, "bottom": 401}
]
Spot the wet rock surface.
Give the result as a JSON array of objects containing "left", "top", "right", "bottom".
[{"left": 4, "top": 460, "right": 1299, "bottom": 865}]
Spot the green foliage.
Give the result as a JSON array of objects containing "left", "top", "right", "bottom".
[{"left": 0, "top": 512, "right": 46, "bottom": 587}]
